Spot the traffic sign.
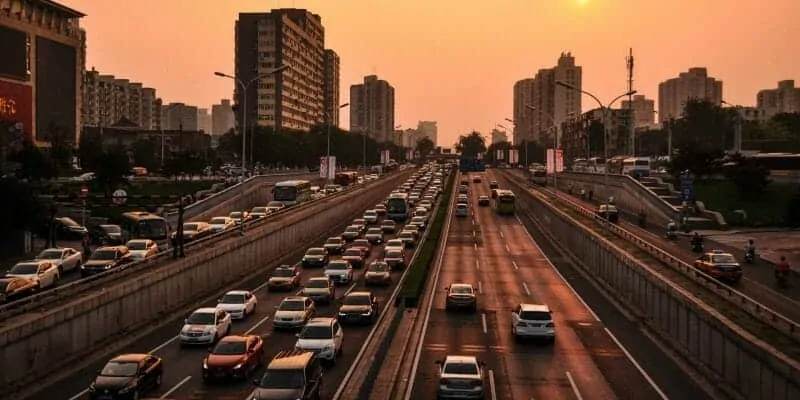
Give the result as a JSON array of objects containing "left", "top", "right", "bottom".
[
  {"left": 112, "top": 189, "right": 128, "bottom": 205},
  {"left": 80, "top": 185, "right": 88, "bottom": 197}
]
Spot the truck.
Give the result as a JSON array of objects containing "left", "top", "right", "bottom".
[{"left": 459, "top": 157, "right": 486, "bottom": 173}]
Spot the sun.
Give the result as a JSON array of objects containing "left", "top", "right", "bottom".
[{"left": 577, "top": 0, "right": 590, "bottom": 5}]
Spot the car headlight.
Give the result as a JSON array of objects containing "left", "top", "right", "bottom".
[
  {"left": 203, "top": 360, "right": 208, "bottom": 369},
  {"left": 338, "top": 312, "right": 347, "bottom": 317},
  {"left": 233, "top": 363, "right": 243, "bottom": 369},
  {"left": 119, "top": 385, "right": 134, "bottom": 393},
  {"left": 361, "top": 311, "right": 373, "bottom": 316}
]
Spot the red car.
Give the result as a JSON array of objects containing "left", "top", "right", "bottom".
[{"left": 202, "top": 335, "right": 264, "bottom": 381}]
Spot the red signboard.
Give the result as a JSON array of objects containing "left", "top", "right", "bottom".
[{"left": 0, "top": 79, "right": 33, "bottom": 137}]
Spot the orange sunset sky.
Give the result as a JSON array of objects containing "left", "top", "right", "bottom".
[{"left": 62, "top": 0, "right": 799, "bottom": 146}]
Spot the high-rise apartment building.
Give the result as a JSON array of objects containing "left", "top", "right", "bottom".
[
  {"left": 323, "top": 49, "right": 341, "bottom": 127},
  {"left": 657, "top": 67, "right": 722, "bottom": 122},
  {"left": 197, "top": 108, "right": 212, "bottom": 133},
  {"left": 621, "top": 94, "right": 656, "bottom": 128},
  {"left": 82, "top": 68, "right": 162, "bottom": 130},
  {"left": 757, "top": 80, "right": 800, "bottom": 119},
  {"left": 235, "top": 9, "right": 325, "bottom": 132},
  {"left": 162, "top": 102, "right": 198, "bottom": 131},
  {"left": 417, "top": 121, "right": 438, "bottom": 145},
  {"left": 513, "top": 53, "right": 582, "bottom": 145},
  {"left": 491, "top": 128, "right": 508, "bottom": 144},
  {"left": 212, "top": 99, "right": 235, "bottom": 135},
  {"left": 350, "top": 75, "right": 395, "bottom": 143}
]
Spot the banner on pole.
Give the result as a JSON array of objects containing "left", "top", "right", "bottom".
[
  {"left": 319, "top": 157, "right": 327, "bottom": 178},
  {"left": 509, "top": 149, "right": 519, "bottom": 164},
  {"left": 496, "top": 149, "right": 504, "bottom": 160},
  {"left": 326, "top": 156, "right": 337, "bottom": 180}
]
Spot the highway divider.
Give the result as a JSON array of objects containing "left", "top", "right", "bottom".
[
  {"left": 503, "top": 173, "right": 800, "bottom": 400},
  {"left": 0, "top": 170, "right": 413, "bottom": 395},
  {"left": 395, "top": 171, "right": 455, "bottom": 307}
]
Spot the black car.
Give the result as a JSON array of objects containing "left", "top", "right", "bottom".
[
  {"left": 323, "top": 237, "right": 346, "bottom": 255},
  {"left": 489, "top": 181, "right": 499, "bottom": 189},
  {"left": 341, "top": 225, "right": 361, "bottom": 242},
  {"left": 89, "top": 354, "right": 163, "bottom": 399},
  {"left": 301, "top": 248, "right": 329, "bottom": 268},
  {"left": 90, "top": 224, "right": 124, "bottom": 245},
  {"left": 337, "top": 291, "right": 378, "bottom": 325},
  {"left": 81, "top": 246, "right": 132, "bottom": 277},
  {"left": 48, "top": 217, "right": 88, "bottom": 241}
]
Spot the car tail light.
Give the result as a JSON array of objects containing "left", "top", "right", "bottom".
[
  {"left": 440, "top": 378, "right": 451, "bottom": 386},
  {"left": 546, "top": 323, "right": 555, "bottom": 328}
]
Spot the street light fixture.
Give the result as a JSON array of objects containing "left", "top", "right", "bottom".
[
  {"left": 325, "top": 102, "right": 350, "bottom": 181},
  {"left": 556, "top": 80, "right": 636, "bottom": 225},
  {"left": 213, "top": 64, "right": 290, "bottom": 183}
]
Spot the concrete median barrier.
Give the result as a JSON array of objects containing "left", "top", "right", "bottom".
[{"left": 0, "top": 170, "right": 411, "bottom": 394}]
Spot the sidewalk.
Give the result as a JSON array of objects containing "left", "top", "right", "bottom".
[{"left": 683, "top": 229, "right": 800, "bottom": 268}]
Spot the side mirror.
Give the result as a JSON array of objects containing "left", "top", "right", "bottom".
[
  {"left": 479, "top": 361, "right": 486, "bottom": 367},
  {"left": 207, "top": 348, "right": 213, "bottom": 353},
  {"left": 295, "top": 333, "right": 301, "bottom": 337},
  {"left": 252, "top": 378, "right": 260, "bottom": 386},
  {"left": 274, "top": 305, "right": 279, "bottom": 309},
  {"left": 434, "top": 360, "right": 442, "bottom": 365},
  {"left": 184, "top": 319, "right": 188, "bottom": 324}
]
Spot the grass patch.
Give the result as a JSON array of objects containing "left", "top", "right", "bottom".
[
  {"left": 397, "top": 170, "right": 455, "bottom": 307},
  {"left": 693, "top": 180, "right": 797, "bottom": 227}
]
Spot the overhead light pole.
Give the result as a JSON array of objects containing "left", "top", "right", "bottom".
[
  {"left": 556, "top": 80, "right": 636, "bottom": 225},
  {"left": 213, "top": 64, "right": 290, "bottom": 183},
  {"left": 325, "top": 102, "right": 349, "bottom": 181}
]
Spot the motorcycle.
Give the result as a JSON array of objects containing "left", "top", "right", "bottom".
[
  {"left": 665, "top": 230, "right": 678, "bottom": 240},
  {"left": 691, "top": 242, "right": 704, "bottom": 253},
  {"left": 744, "top": 249, "right": 756, "bottom": 263}
]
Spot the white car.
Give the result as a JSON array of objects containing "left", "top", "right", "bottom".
[
  {"left": 435, "top": 355, "right": 486, "bottom": 399},
  {"left": 179, "top": 307, "right": 232, "bottom": 345},
  {"left": 511, "top": 303, "right": 556, "bottom": 341},
  {"left": 363, "top": 210, "right": 379, "bottom": 224},
  {"left": 384, "top": 239, "right": 404, "bottom": 251},
  {"left": 7, "top": 260, "right": 59, "bottom": 289},
  {"left": 216, "top": 290, "right": 258, "bottom": 319},
  {"left": 208, "top": 217, "right": 235, "bottom": 233},
  {"left": 324, "top": 260, "right": 354, "bottom": 285},
  {"left": 35, "top": 247, "right": 82, "bottom": 273},
  {"left": 294, "top": 317, "right": 344, "bottom": 361},
  {"left": 125, "top": 239, "right": 158, "bottom": 261}
]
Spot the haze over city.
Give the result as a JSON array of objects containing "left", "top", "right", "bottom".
[{"left": 64, "top": 0, "right": 798, "bottom": 145}]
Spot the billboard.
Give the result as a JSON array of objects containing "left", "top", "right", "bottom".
[
  {"left": 0, "top": 26, "right": 30, "bottom": 81},
  {"left": 0, "top": 80, "right": 33, "bottom": 138},
  {"left": 509, "top": 149, "right": 519, "bottom": 164},
  {"left": 320, "top": 156, "right": 336, "bottom": 180},
  {"left": 546, "top": 149, "right": 564, "bottom": 173},
  {"left": 36, "top": 36, "right": 77, "bottom": 143}
]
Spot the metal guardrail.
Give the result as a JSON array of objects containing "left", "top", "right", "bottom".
[
  {"left": 505, "top": 173, "right": 800, "bottom": 343},
  {"left": 0, "top": 173, "right": 396, "bottom": 319}
]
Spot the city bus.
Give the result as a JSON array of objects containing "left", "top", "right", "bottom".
[
  {"left": 493, "top": 189, "right": 516, "bottom": 215},
  {"left": 272, "top": 180, "right": 313, "bottom": 206},
  {"left": 117, "top": 212, "right": 171, "bottom": 250},
  {"left": 588, "top": 157, "right": 606, "bottom": 173},
  {"left": 334, "top": 171, "right": 360, "bottom": 187},
  {"left": 622, "top": 157, "right": 651, "bottom": 178},
  {"left": 386, "top": 192, "right": 410, "bottom": 222}
]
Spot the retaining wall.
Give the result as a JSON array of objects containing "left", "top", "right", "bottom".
[
  {"left": 0, "top": 171, "right": 410, "bottom": 393},
  {"left": 520, "top": 189, "right": 800, "bottom": 400}
]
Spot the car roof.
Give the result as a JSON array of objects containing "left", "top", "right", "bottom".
[
  {"left": 224, "top": 290, "right": 249, "bottom": 295},
  {"left": 520, "top": 303, "right": 551, "bottom": 313},
  {"left": 444, "top": 355, "right": 478, "bottom": 364},
  {"left": 192, "top": 307, "right": 218, "bottom": 314},
  {"left": 218, "top": 335, "right": 250, "bottom": 343},
  {"left": 111, "top": 353, "right": 150, "bottom": 362},
  {"left": 308, "top": 276, "right": 330, "bottom": 281},
  {"left": 346, "top": 291, "right": 372, "bottom": 297},
  {"left": 282, "top": 296, "right": 308, "bottom": 302},
  {"left": 306, "top": 317, "right": 336, "bottom": 326}
]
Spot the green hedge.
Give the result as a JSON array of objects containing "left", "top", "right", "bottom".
[{"left": 397, "top": 170, "right": 455, "bottom": 307}]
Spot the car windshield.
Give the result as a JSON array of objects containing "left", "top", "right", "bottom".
[
  {"left": 251, "top": 207, "right": 267, "bottom": 214},
  {"left": 209, "top": 218, "right": 227, "bottom": 224},
  {"left": 213, "top": 341, "right": 246, "bottom": 355},
  {"left": 343, "top": 295, "right": 371, "bottom": 305},
  {"left": 353, "top": 240, "right": 369, "bottom": 247},
  {"left": 229, "top": 212, "right": 243, "bottom": 219},
  {"left": 220, "top": 294, "right": 246, "bottom": 304},
  {"left": 344, "top": 249, "right": 361, "bottom": 257},
  {"left": 386, "top": 250, "right": 402, "bottom": 258},
  {"left": 381, "top": 221, "right": 394, "bottom": 226},
  {"left": 90, "top": 250, "right": 117, "bottom": 260},
  {"left": 306, "top": 248, "right": 326, "bottom": 256},
  {"left": 306, "top": 279, "right": 329, "bottom": 288},
  {"left": 520, "top": 311, "right": 552, "bottom": 321},
  {"left": 272, "top": 268, "right": 293, "bottom": 277},
  {"left": 126, "top": 241, "right": 149, "bottom": 250},
  {"left": 327, "top": 262, "right": 348, "bottom": 270},
  {"left": 37, "top": 250, "right": 62, "bottom": 259},
  {"left": 279, "top": 300, "right": 305, "bottom": 311},
  {"left": 444, "top": 362, "right": 479, "bottom": 375},
  {"left": 186, "top": 312, "right": 215, "bottom": 325},
  {"left": 412, "top": 217, "right": 424, "bottom": 223},
  {"left": 267, "top": 201, "right": 284, "bottom": 207},
  {"left": 345, "top": 226, "right": 359, "bottom": 232},
  {"left": 299, "top": 325, "right": 333, "bottom": 339},
  {"left": 100, "top": 361, "right": 139, "bottom": 377},
  {"left": 399, "top": 233, "right": 412, "bottom": 239},
  {"left": 183, "top": 223, "right": 200, "bottom": 231},
  {"left": 369, "top": 263, "right": 389, "bottom": 272},
  {"left": 325, "top": 238, "right": 342, "bottom": 244},
  {"left": 353, "top": 219, "right": 365, "bottom": 225},
  {"left": 9, "top": 264, "right": 38, "bottom": 274},
  {"left": 258, "top": 370, "right": 305, "bottom": 389},
  {"left": 367, "top": 228, "right": 381, "bottom": 234},
  {"left": 451, "top": 286, "right": 473, "bottom": 295},
  {"left": 101, "top": 225, "right": 121, "bottom": 233},
  {"left": 364, "top": 210, "right": 377, "bottom": 216},
  {"left": 712, "top": 254, "right": 737, "bottom": 264}
]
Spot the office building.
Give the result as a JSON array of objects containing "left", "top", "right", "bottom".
[
  {"left": 235, "top": 9, "right": 325, "bottom": 132},
  {"left": 162, "top": 102, "right": 198, "bottom": 131},
  {"left": 0, "top": 0, "right": 85, "bottom": 145},
  {"left": 621, "top": 94, "right": 656, "bottom": 128},
  {"left": 417, "top": 121, "right": 438, "bottom": 146},
  {"left": 323, "top": 49, "right": 341, "bottom": 127},
  {"left": 559, "top": 107, "right": 632, "bottom": 161},
  {"left": 212, "top": 99, "right": 235, "bottom": 135},
  {"left": 350, "top": 75, "right": 395, "bottom": 143},
  {"left": 757, "top": 80, "right": 800, "bottom": 119},
  {"left": 197, "top": 108, "right": 211, "bottom": 133},
  {"left": 491, "top": 128, "right": 508, "bottom": 144},
  {"left": 513, "top": 52, "right": 582, "bottom": 145},
  {"left": 82, "top": 68, "right": 163, "bottom": 131},
  {"left": 657, "top": 67, "right": 722, "bottom": 122}
]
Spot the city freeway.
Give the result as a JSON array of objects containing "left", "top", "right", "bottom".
[
  {"left": 33, "top": 177, "right": 431, "bottom": 400},
  {"left": 409, "top": 171, "right": 711, "bottom": 400}
]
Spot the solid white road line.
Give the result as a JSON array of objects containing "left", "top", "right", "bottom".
[
  {"left": 511, "top": 261, "right": 519, "bottom": 271},
  {"left": 499, "top": 231, "right": 504, "bottom": 238},
  {"left": 477, "top": 281, "right": 483, "bottom": 293},
  {"left": 160, "top": 375, "right": 192, "bottom": 398},
  {"left": 475, "top": 260, "right": 480, "bottom": 270},
  {"left": 522, "top": 282, "right": 531, "bottom": 296},
  {"left": 565, "top": 371, "right": 583, "bottom": 400},
  {"left": 481, "top": 313, "right": 488, "bottom": 334},
  {"left": 149, "top": 335, "right": 178, "bottom": 354},
  {"left": 244, "top": 315, "right": 272, "bottom": 335},
  {"left": 488, "top": 369, "right": 498, "bottom": 400},
  {"left": 505, "top": 244, "right": 511, "bottom": 253},
  {"left": 67, "top": 389, "right": 87, "bottom": 400},
  {"left": 474, "top": 243, "right": 478, "bottom": 250},
  {"left": 604, "top": 327, "right": 670, "bottom": 399}
]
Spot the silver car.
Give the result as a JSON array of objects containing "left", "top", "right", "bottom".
[
  {"left": 435, "top": 355, "right": 486, "bottom": 399},
  {"left": 272, "top": 296, "right": 315, "bottom": 329},
  {"left": 455, "top": 204, "right": 469, "bottom": 218}
]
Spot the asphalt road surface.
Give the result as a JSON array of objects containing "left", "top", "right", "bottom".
[
  {"left": 410, "top": 171, "right": 711, "bottom": 400},
  {"left": 33, "top": 198, "right": 422, "bottom": 400}
]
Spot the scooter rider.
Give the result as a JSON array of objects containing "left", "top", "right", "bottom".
[
  {"left": 666, "top": 220, "right": 678, "bottom": 239},
  {"left": 745, "top": 239, "right": 756, "bottom": 258},
  {"left": 691, "top": 232, "right": 704, "bottom": 251},
  {"left": 776, "top": 256, "right": 791, "bottom": 286}
]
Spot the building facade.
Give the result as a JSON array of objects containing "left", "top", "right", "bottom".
[
  {"left": 323, "top": 49, "right": 341, "bottom": 127},
  {"left": 512, "top": 78, "right": 535, "bottom": 145},
  {"left": 417, "top": 121, "right": 437, "bottom": 145},
  {"left": 491, "top": 128, "right": 508, "bottom": 144},
  {"left": 197, "top": 108, "right": 211, "bottom": 133},
  {"left": 161, "top": 102, "right": 198, "bottom": 131},
  {"left": 211, "top": 99, "right": 235, "bottom": 135},
  {"left": 620, "top": 94, "right": 655, "bottom": 128},
  {"left": 82, "top": 68, "right": 163, "bottom": 131},
  {"left": 657, "top": 67, "right": 722, "bottom": 122},
  {"left": 0, "top": 0, "right": 85, "bottom": 145},
  {"left": 559, "top": 107, "right": 632, "bottom": 161},
  {"left": 235, "top": 9, "right": 325, "bottom": 132},
  {"left": 350, "top": 75, "right": 395, "bottom": 143},
  {"left": 757, "top": 80, "right": 800, "bottom": 119},
  {"left": 82, "top": 125, "right": 211, "bottom": 156}
]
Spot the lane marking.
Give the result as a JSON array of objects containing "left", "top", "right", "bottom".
[
  {"left": 472, "top": 218, "right": 476, "bottom": 225},
  {"left": 604, "top": 327, "right": 670, "bottom": 399},
  {"left": 511, "top": 261, "right": 519, "bottom": 271},
  {"left": 474, "top": 243, "right": 478, "bottom": 250},
  {"left": 488, "top": 368, "right": 498, "bottom": 400},
  {"left": 475, "top": 260, "right": 480, "bottom": 270},
  {"left": 244, "top": 315, "right": 271, "bottom": 335},
  {"left": 160, "top": 375, "right": 192, "bottom": 398},
  {"left": 149, "top": 336, "right": 178, "bottom": 354},
  {"left": 295, "top": 288, "right": 303, "bottom": 295},
  {"left": 67, "top": 389, "right": 87, "bottom": 400},
  {"left": 565, "top": 371, "right": 583, "bottom": 400},
  {"left": 477, "top": 281, "right": 483, "bottom": 293},
  {"left": 343, "top": 281, "right": 357, "bottom": 296},
  {"left": 473, "top": 231, "right": 477, "bottom": 239},
  {"left": 499, "top": 231, "right": 504, "bottom": 238},
  {"left": 481, "top": 313, "right": 488, "bottom": 334},
  {"left": 522, "top": 282, "right": 531, "bottom": 296},
  {"left": 505, "top": 244, "right": 511, "bottom": 253}
]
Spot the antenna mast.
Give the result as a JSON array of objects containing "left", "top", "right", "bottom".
[{"left": 626, "top": 48, "right": 635, "bottom": 156}]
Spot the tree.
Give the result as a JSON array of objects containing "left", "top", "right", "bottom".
[
  {"left": 0, "top": 177, "right": 42, "bottom": 242},
  {"left": 92, "top": 148, "right": 132, "bottom": 193},
  {"left": 43, "top": 122, "right": 74, "bottom": 172},
  {"left": 8, "top": 140, "right": 56, "bottom": 181},
  {"left": 415, "top": 137, "right": 435, "bottom": 159},
  {"left": 455, "top": 131, "right": 487, "bottom": 158},
  {"left": 722, "top": 153, "right": 770, "bottom": 199},
  {"left": 78, "top": 129, "right": 103, "bottom": 171},
  {"left": 486, "top": 140, "right": 512, "bottom": 164},
  {"left": 132, "top": 138, "right": 160, "bottom": 171},
  {"left": 587, "top": 120, "right": 605, "bottom": 156}
]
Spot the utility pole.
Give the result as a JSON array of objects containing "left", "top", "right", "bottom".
[{"left": 626, "top": 48, "right": 635, "bottom": 156}]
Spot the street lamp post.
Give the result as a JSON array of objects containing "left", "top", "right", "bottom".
[
  {"left": 213, "top": 65, "right": 290, "bottom": 183},
  {"left": 721, "top": 100, "right": 743, "bottom": 153},
  {"left": 325, "top": 103, "right": 350, "bottom": 181},
  {"left": 556, "top": 80, "right": 636, "bottom": 225}
]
